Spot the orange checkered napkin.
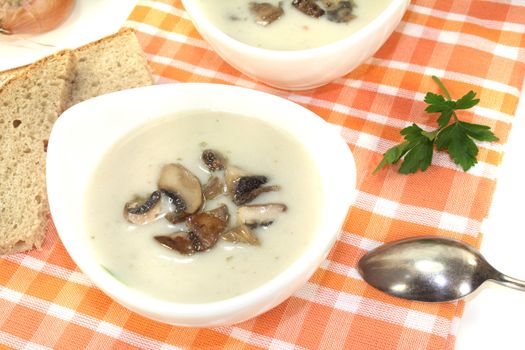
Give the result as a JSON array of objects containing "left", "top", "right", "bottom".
[{"left": 2, "top": 0, "right": 525, "bottom": 349}]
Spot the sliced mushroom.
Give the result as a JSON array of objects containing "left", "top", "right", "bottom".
[
  {"left": 164, "top": 211, "right": 187, "bottom": 225},
  {"left": 292, "top": 0, "right": 325, "bottom": 18},
  {"left": 207, "top": 203, "right": 230, "bottom": 222},
  {"left": 224, "top": 165, "right": 250, "bottom": 191},
  {"left": 156, "top": 205, "right": 230, "bottom": 254},
  {"left": 249, "top": 2, "right": 284, "bottom": 26},
  {"left": 161, "top": 189, "right": 186, "bottom": 212},
  {"left": 222, "top": 224, "right": 260, "bottom": 246},
  {"left": 124, "top": 190, "right": 162, "bottom": 225},
  {"left": 186, "top": 207, "right": 229, "bottom": 252},
  {"left": 201, "top": 149, "right": 226, "bottom": 172},
  {"left": 154, "top": 232, "right": 195, "bottom": 255},
  {"left": 225, "top": 165, "right": 280, "bottom": 205},
  {"left": 202, "top": 176, "right": 225, "bottom": 200},
  {"left": 157, "top": 163, "right": 203, "bottom": 221},
  {"left": 234, "top": 176, "right": 280, "bottom": 205},
  {"left": 162, "top": 190, "right": 189, "bottom": 224},
  {"left": 325, "top": 0, "right": 355, "bottom": 23},
  {"left": 237, "top": 203, "right": 287, "bottom": 227}
]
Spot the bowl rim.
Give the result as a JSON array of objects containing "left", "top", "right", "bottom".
[
  {"left": 180, "top": 0, "right": 409, "bottom": 58},
  {"left": 47, "top": 83, "right": 356, "bottom": 325}
]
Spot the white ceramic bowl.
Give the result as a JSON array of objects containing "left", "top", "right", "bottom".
[
  {"left": 47, "top": 83, "right": 356, "bottom": 327},
  {"left": 181, "top": 0, "right": 409, "bottom": 90}
]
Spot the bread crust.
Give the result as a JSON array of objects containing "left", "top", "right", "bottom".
[
  {"left": 73, "top": 27, "right": 137, "bottom": 54},
  {"left": 0, "top": 28, "right": 153, "bottom": 88},
  {"left": 0, "top": 49, "right": 73, "bottom": 91}
]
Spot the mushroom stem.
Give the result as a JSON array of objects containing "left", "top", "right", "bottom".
[
  {"left": 203, "top": 176, "right": 225, "bottom": 200},
  {"left": 222, "top": 224, "right": 260, "bottom": 246}
]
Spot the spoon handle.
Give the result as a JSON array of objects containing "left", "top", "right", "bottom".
[{"left": 493, "top": 274, "right": 525, "bottom": 291}]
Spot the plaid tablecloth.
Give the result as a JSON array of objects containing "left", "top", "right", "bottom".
[{"left": 2, "top": 0, "right": 525, "bottom": 349}]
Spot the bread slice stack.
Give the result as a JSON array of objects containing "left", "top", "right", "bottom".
[{"left": 0, "top": 28, "right": 153, "bottom": 255}]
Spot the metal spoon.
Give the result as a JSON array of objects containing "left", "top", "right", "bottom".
[{"left": 357, "top": 236, "right": 525, "bottom": 302}]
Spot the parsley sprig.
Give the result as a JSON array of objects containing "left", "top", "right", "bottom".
[{"left": 374, "top": 76, "right": 498, "bottom": 174}]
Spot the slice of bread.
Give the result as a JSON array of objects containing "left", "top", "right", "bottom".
[
  {"left": 0, "top": 28, "right": 153, "bottom": 255},
  {"left": 68, "top": 28, "right": 153, "bottom": 107},
  {"left": 0, "top": 50, "right": 76, "bottom": 255}
]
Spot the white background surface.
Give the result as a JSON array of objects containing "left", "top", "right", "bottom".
[
  {"left": 2, "top": 1, "right": 523, "bottom": 348},
  {"left": 455, "top": 81, "right": 525, "bottom": 349}
]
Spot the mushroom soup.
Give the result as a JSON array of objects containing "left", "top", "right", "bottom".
[
  {"left": 84, "top": 111, "right": 323, "bottom": 303},
  {"left": 193, "top": 0, "right": 393, "bottom": 50}
]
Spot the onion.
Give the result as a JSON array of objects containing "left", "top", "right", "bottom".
[{"left": 0, "top": 0, "right": 74, "bottom": 35}]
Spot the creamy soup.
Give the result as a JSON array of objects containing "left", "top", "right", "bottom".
[
  {"left": 84, "top": 111, "right": 323, "bottom": 303},
  {"left": 194, "top": 0, "right": 393, "bottom": 50}
]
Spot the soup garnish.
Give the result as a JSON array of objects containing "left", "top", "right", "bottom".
[{"left": 123, "top": 149, "right": 287, "bottom": 255}]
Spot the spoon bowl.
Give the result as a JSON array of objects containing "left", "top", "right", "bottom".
[{"left": 358, "top": 236, "right": 525, "bottom": 302}]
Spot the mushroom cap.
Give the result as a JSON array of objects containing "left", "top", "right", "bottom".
[
  {"left": 202, "top": 149, "right": 226, "bottom": 172},
  {"left": 224, "top": 165, "right": 251, "bottom": 192},
  {"left": 155, "top": 204, "right": 230, "bottom": 254},
  {"left": 186, "top": 207, "right": 229, "bottom": 251},
  {"left": 225, "top": 165, "right": 280, "bottom": 205},
  {"left": 154, "top": 233, "right": 195, "bottom": 255},
  {"left": 124, "top": 190, "right": 162, "bottom": 225},
  {"left": 292, "top": 0, "right": 325, "bottom": 18},
  {"left": 249, "top": 2, "right": 284, "bottom": 26},
  {"left": 157, "top": 163, "right": 203, "bottom": 215},
  {"left": 326, "top": 1, "right": 356, "bottom": 23},
  {"left": 162, "top": 190, "right": 190, "bottom": 224}
]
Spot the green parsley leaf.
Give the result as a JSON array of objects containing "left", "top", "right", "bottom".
[
  {"left": 455, "top": 90, "right": 480, "bottom": 110},
  {"left": 424, "top": 92, "right": 448, "bottom": 108},
  {"left": 373, "top": 141, "right": 410, "bottom": 173},
  {"left": 459, "top": 121, "right": 499, "bottom": 142},
  {"left": 375, "top": 76, "right": 498, "bottom": 174},
  {"left": 398, "top": 124, "right": 434, "bottom": 173},
  {"left": 398, "top": 138, "right": 434, "bottom": 174},
  {"left": 424, "top": 92, "right": 455, "bottom": 128},
  {"left": 373, "top": 124, "right": 434, "bottom": 174},
  {"left": 435, "top": 123, "right": 479, "bottom": 171}
]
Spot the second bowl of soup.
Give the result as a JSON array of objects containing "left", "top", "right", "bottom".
[{"left": 181, "top": 0, "right": 410, "bottom": 90}]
